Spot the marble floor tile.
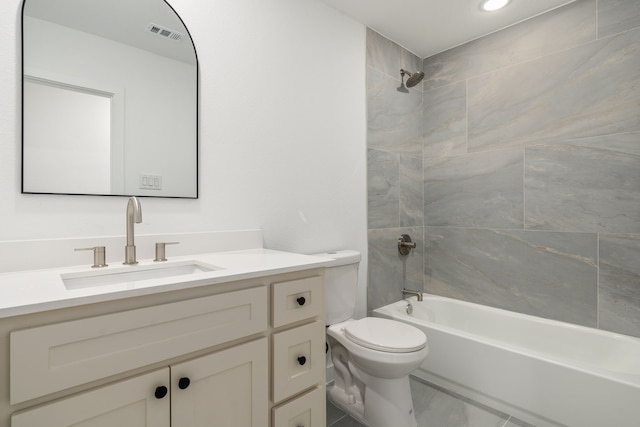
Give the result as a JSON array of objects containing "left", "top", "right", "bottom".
[
  {"left": 327, "top": 399, "right": 353, "bottom": 426},
  {"left": 327, "top": 377, "right": 522, "bottom": 427},
  {"left": 504, "top": 417, "right": 537, "bottom": 427},
  {"left": 598, "top": 0, "right": 640, "bottom": 39}
]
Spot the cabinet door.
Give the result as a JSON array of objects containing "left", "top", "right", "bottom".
[
  {"left": 171, "top": 338, "right": 268, "bottom": 427},
  {"left": 11, "top": 368, "right": 169, "bottom": 427}
]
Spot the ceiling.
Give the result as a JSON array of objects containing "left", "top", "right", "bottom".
[
  {"left": 319, "top": 0, "right": 577, "bottom": 58},
  {"left": 24, "top": 0, "right": 196, "bottom": 64}
]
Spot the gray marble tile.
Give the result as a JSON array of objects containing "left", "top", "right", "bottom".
[
  {"left": 367, "top": 66, "right": 424, "bottom": 157},
  {"left": 327, "top": 398, "right": 349, "bottom": 425},
  {"left": 424, "top": 227, "right": 598, "bottom": 326},
  {"left": 504, "top": 417, "right": 537, "bottom": 427},
  {"left": 410, "top": 377, "right": 439, "bottom": 417},
  {"left": 423, "top": 81, "right": 467, "bottom": 159},
  {"left": 599, "top": 233, "right": 640, "bottom": 338},
  {"left": 422, "top": 0, "right": 595, "bottom": 91},
  {"left": 598, "top": 0, "right": 640, "bottom": 39},
  {"left": 328, "top": 412, "right": 364, "bottom": 427},
  {"left": 525, "top": 135, "right": 640, "bottom": 233},
  {"left": 368, "top": 149, "right": 399, "bottom": 229},
  {"left": 467, "top": 26, "right": 640, "bottom": 152},
  {"left": 423, "top": 149, "right": 524, "bottom": 229},
  {"left": 400, "top": 155, "right": 423, "bottom": 227},
  {"left": 368, "top": 227, "right": 423, "bottom": 312},
  {"left": 367, "top": 28, "right": 422, "bottom": 84}
]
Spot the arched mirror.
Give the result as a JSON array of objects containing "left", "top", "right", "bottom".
[{"left": 22, "top": 0, "right": 198, "bottom": 198}]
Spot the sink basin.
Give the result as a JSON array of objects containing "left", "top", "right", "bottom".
[{"left": 61, "top": 261, "right": 220, "bottom": 290}]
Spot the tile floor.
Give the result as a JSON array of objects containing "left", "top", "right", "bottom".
[{"left": 326, "top": 376, "right": 535, "bottom": 427}]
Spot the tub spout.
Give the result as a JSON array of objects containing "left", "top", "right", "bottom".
[{"left": 402, "top": 288, "right": 423, "bottom": 302}]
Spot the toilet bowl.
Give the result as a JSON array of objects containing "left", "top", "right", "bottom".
[
  {"left": 328, "top": 318, "right": 427, "bottom": 427},
  {"left": 313, "top": 251, "right": 428, "bottom": 427}
]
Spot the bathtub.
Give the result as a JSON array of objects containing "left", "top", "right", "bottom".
[{"left": 373, "top": 294, "right": 640, "bottom": 427}]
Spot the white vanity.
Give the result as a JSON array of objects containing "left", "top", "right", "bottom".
[{"left": 0, "top": 230, "right": 328, "bottom": 427}]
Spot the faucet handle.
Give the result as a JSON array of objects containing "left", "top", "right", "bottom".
[
  {"left": 154, "top": 242, "right": 179, "bottom": 262},
  {"left": 75, "top": 246, "right": 108, "bottom": 268}
]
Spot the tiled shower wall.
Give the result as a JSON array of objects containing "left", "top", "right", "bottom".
[{"left": 367, "top": 0, "right": 640, "bottom": 337}]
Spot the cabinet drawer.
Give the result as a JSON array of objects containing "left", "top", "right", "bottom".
[
  {"left": 272, "top": 386, "right": 326, "bottom": 427},
  {"left": 272, "top": 320, "right": 325, "bottom": 403},
  {"left": 272, "top": 276, "right": 323, "bottom": 328},
  {"left": 12, "top": 368, "right": 170, "bottom": 427},
  {"left": 10, "top": 286, "right": 267, "bottom": 404}
]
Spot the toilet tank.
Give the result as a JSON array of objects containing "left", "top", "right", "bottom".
[{"left": 313, "top": 250, "right": 361, "bottom": 325}]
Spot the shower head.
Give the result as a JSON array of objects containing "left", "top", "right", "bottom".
[{"left": 400, "top": 69, "right": 425, "bottom": 88}]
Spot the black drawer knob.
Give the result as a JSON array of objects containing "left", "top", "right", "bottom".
[
  {"left": 178, "top": 377, "right": 191, "bottom": 390},
  {"left": 296, "top": 296, "right": 306, "bottom": 306},
  {"left": 297, "top": 356, "right": 307, "bottom": 366},
  {"left": 154, "top": 386, "right": 168, "bottom": 399}
]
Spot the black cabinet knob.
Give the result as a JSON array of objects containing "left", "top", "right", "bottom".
[
  {"left": 297, "top": 356, "right": 307, "bottom": 366},
  {"left": 178, "top": 377, "right": 191, "bottom": 390},
  {"left": 154, "top": 386, "right": 168, "bottom": 399},
  {"left": 296, "top": 296, "right": 306, "bottom": 306}
]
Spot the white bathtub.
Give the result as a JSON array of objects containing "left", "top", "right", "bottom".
[{"left": 373, "top": 294, "right": 640, "bottom": 427}]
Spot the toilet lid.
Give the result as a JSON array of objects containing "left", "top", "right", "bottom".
[{"left": 344, "top": 318, "right": 427, "bottom": 353}]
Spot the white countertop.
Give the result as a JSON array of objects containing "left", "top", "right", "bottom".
[{"left": 0, "top": 248, "right": 330, "bottom": 319}]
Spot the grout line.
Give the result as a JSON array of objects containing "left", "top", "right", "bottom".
[
  {"left": 465, "top": 79, "right": 469, "bottom": 154},
  {"left": 523, "top": 148, "right": 526, "bottom": 230},
  {"left": 596, "top": 232, "right": 600, "bottom": 328},
  {"left": 595, "top": 0, "right": 599, "bottom": 40}
]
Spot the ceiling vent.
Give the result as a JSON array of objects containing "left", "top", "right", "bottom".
[{"left": 145, "top": 23, "right": 184, "bottom": 41}]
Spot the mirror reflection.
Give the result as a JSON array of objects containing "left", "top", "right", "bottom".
[{"left": 22, "top": 0, "right": 198, "bottom": 198}]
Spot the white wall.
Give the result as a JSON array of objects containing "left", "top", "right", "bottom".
[{"left": 1, "top": 0, "right": 368, "bottom": 314}]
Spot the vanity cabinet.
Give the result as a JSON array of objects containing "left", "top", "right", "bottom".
[
  {"left": 12, "top": 338, "right": 268, "bottom": 427},
  {"left": 12, "top": 368, "right": 170, "bottom": 427},
  {"left": 171, "top": 338, "right": 267, "bottom": 426},
  {"left": 1, "top": 268, "right": 325, "bottom": 427},
  {"left": 270, "top": 276, "right": 326, "bottom": 426}
]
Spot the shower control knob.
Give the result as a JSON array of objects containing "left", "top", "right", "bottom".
[
  {"left": 398, "top": 234, "right": 416, "bottom": 256},
  {"left": 178, "top": 377, "right": 191, "bottom": 390},
  {"left": 154, "top": 386, "right": 168, "bottom": 399},
  {"left": 296, "top": 296, "right": 306, "bottom": 306},
  {"left": 297, "top": 356, "right": 307, "bottom": 366}
]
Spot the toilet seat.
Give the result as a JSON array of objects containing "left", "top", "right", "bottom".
[{"left": 344, "top": 317, "right": 426, "bottom": 353}]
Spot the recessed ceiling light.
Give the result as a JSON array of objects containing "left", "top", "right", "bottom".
[{"left": 480, "top": 0, "right": 511, "bottom": 12}]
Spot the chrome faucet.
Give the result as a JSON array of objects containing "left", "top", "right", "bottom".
[
  {"left": 402, "top": 288, "right": 423, "bottom": 302},
  {"left": 124, "top": 196, "right": 142, "bottom": 265}
]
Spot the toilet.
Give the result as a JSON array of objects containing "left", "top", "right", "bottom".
[{"left": 314, "top": 251, "right": 428, "bottom": 427}]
